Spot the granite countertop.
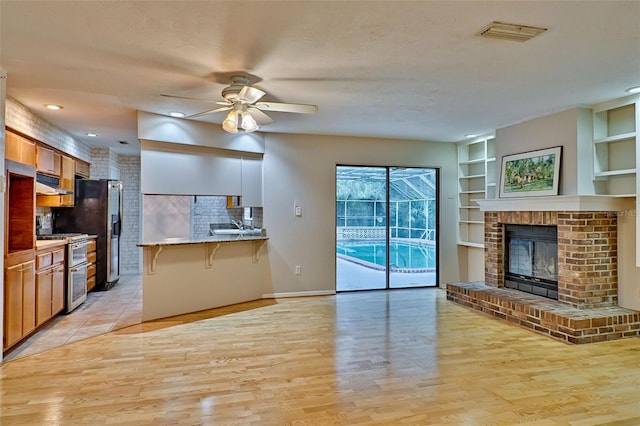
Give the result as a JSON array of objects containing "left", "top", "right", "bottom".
[
  {"left": 35, "top": 240, "right": 67, "bottom": 250},
  {"left": 137, "top": 234, "right": 268, "bottom": 247}
]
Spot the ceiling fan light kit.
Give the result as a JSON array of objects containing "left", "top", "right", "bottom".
[
  {"left": 240, "top": 111, "right": 258, "bottom": 132},
  {"left": 222, "top": 110, "right": 239, "bottom": 133},
  {"left": 162, "top": 74, "right": 318, "bottom": 133}
]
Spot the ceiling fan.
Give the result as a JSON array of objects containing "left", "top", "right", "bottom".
[{"left": 161, "top": 76, "right": 318, "bottom": 133}]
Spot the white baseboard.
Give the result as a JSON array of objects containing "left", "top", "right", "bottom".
[{"left": 262, "top": 290, "right": 336, "bottom": 299}]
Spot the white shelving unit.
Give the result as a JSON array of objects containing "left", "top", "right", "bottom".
[
  {"left": 592, "top": 96, "right": 638, "bottom": 197},
  {"left": 591, "top": 94, "right": 639, "bottom": 266},
  {"left": 456, "top": 136, "right": 496, "bottom": 248}
]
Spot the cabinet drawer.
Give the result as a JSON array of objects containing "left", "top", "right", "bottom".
[
  {"left": 86, "top": 275, "right": 96, "bottom": 292},
  {"left": 52, "top": 248, "right": 65, "bottom": 264},
  {"left": 87, "top": 239, "right": 97, "bottom": 253},
  {"left": 36, "top": 252, "right": 53, "bottom": 270},
  {"left": 87, "top": 263, "right": 96, "bottom": 279},
  {"left": 87, "top": 251, "right": 97, "bottom": 264}
]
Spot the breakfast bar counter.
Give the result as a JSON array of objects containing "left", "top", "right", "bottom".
[{"left": 138, "top": 235, "right": 269, "bottom": 321}]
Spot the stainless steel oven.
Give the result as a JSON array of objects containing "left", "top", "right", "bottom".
[
  {"left": 66, "top": 235, "right": 89, "bottom": 312},
  {"left": 69, "top": 239, "right": 89, "bottom": 267}
]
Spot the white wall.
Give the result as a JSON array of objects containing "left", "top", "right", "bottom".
[
  {"left": 261, "top": 133, "right": 459, "bottom": 296},
  {"left": 495, "top": 108, "right": 589, "bottom": 196}
]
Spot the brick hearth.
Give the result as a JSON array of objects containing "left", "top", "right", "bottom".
[
  {"left": 448, "top": 209, "right": 640, "bottom": 344},
  {"left": 447, "top": 281, "right": 640, "bottom": 344}
]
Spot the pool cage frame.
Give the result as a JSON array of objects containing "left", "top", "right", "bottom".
[{"left": 336, "top": 166, "right": 438, "bottom": 245}]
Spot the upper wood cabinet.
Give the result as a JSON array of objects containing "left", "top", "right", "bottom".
[
  {"left": 36, "top": 145, "right": 60, "bottom": 176},
  {"left": 36, "top": 154, "right": 75, "bottom": 207},
  {"left": 75, "top": 160, "right": 90, "bottom": 178},
  {"left": 6, "top": 163, "right": 36, "bottom": 254},
  {"left": 5, "top": 130, "right": 36, "bottom": 166}
]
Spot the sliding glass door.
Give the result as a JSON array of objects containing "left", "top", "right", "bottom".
[{"left": 336, "top": 166, "right": 438, "bottom": 291}]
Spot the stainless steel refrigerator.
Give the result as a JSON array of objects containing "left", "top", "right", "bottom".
[{"left": 54, "top": 179, "right": 123, "bottom": 291}]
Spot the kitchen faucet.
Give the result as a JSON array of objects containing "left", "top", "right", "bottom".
[{"left": 231, "top": 219, "right": 244, "bottom": 230}]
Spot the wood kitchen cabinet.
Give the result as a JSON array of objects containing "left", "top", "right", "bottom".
[
  {"left": 36, "top": 154, "right": 75, "bottom": 207},
  {"left": 35, "top": 244, "right": 66, "bottom": 327},
  {"left": 5, "top": 130, "right": 36, "bottom": 166},
  {"left": 86, "top": 237, "right": 97, "bottom": 292},
  {"left": 4, "top": 252, "right": 36, "bottom": 351},
  {"left": 75, "top": 159, "right": 90, "bottom": 178},
  {"left": 36, "top": 145, "right": 60, "bottom": 176}
]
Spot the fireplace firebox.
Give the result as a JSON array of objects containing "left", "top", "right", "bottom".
[{"left": 504, "top": 224, "right": 558, "bottom": 300}]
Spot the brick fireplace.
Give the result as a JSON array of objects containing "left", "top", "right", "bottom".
[
  {"left": 485, "top": 211, "right": 617, "bottom": 309},
  {"left": 447, "top": 197, "right": 640, "bottom": 344}
]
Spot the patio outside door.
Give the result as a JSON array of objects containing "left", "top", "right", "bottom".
[{"left": 336, "top": 166, "right": 438, "bottom": 291}]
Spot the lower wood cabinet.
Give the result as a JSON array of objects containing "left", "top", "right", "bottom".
[
  {"left": 35, "top": 263, "right": 65, "bottom": 327},
  {"left": 4, "top": 252, "right": 36, "bottom": 351},
  {"left": 35, "top": 245, "right": 66, "bottom": 327},
  {"left": 87, "top": 237, "right": 97, "bottom": 292},
  {"left": 3, "top": 245, "right": 65, "bottom": 352}
]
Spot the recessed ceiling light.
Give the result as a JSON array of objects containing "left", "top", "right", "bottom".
[
  {"left": 86, "top": 132, "right": 99, "bottom": 137},
  {"left": 465, "top": 134, "right": 478, "bottom": 138},
  {"left": 119, "top": 140, "right": 129, "bottom": 145},
  {"left": 169, "top": 112, "right": 185, "bottom": 118},
  {"left": 45, "top": 104, "right": 63, "bottom": 110},
  {"left": 626, "top": 86, "right": 640, "bottom": 94}
]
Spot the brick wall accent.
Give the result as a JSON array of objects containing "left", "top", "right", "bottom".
[
  {"left": 484, "top": 210, "right": 617, "bottom": 309},
  {"left": 484, "top": 212, "right": 503, "bottom": 287},
  {"left": 5, "top": 97, "right": 91, "bottom": 162},
  {"left": 118, "top": 155, "right": 140, "bottom": 274},
  {"left": 556, "top": 212, "right": 617, "bottom": 308}
]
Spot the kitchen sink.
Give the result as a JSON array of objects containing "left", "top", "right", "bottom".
[{"left": 213, "top": 229, "right": 262, "bottom": 236}]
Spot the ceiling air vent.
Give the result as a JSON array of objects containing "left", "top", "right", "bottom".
[{"left": 479, "top": 21, "right": 547, "bottom": 42}]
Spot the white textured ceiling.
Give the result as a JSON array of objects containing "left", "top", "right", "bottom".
[{"left": 1, "top": 1, "right": 639, "bottom": 155}]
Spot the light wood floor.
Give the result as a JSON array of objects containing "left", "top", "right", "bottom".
[
  {"left": 3, "top": 274, "right": 142, "bottom": 361},
  {"left": 1, "top": 288, "right": 639, "bottom": 425}
]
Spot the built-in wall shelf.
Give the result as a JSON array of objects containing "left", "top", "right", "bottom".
[
  {"left": 592, "top": 95, "right": 638, "bottom": 196},
  {"left": 458, "top": 241, "right": 485, "bottom": 249},
  {"left": 594, "top": 168, "right": 637, "bottom": 178},
  {"left": 456, "top": 135, "right": 495, "bottom": 248},
  {"left": 591, "top": 94, "right": 640, "bottom": 266},
  {"left": 594, "top": 132, "right": 636, "bottom": 144}
]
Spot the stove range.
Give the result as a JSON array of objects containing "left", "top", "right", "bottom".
[{"left": 37, "top": 233, "right": 89, "bottom": 242}]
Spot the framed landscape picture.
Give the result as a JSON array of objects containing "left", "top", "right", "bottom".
[{"left": 499, "top": 146, "right": 562, "bottom": 198}]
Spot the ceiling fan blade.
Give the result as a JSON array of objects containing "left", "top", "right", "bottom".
[
  {"left": 254, "top": 102, "right": 318, "bottom": 114},
  {"left": 247, "top": 107, "right": 274, "bottom": 125},
  {"left": 185, "top": 106, "right": 232, "bottom": 119},
  {"left": 237, "top": 86, "right": 266, "bottom": 104},
  {"left": 160, "top": 93, "right": 221, "bottom": 103}
]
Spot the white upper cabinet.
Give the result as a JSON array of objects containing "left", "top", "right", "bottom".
[
  {"left": 141, "top": 140, "right": 242, "bottom": 196},
  {"left": 241, "top": 156, "right": 263, "bottom": 207}
]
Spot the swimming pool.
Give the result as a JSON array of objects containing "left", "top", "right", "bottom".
[{"left": 336, "top": 240, "right": 436, "bottom": 271}]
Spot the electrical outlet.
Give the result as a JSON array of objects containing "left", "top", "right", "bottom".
[
  {"left": 295, "top": 265, "right": 302, "bottom": 275},
  {"left": 295, "top": 206, "right": 302, "bottom": 217}
]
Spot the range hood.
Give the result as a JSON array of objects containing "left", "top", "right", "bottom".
[
  {"left": 35, "top": 181, "right": 72, "bottom": 195},
  {"left": 35, "top": 173, "right": 73, "bottom": 195}
]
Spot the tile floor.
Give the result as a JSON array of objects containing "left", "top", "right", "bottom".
[{"left": 3, "top": 274, "right": 142, "bottom": 362}]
